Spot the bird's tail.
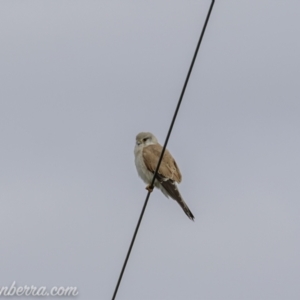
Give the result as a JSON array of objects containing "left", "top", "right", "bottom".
[
  {"left": 156, "top": 174, "right": 195, "bottom": 221},
  {"left": 176, "top": 198, "right": 195, "bottom": 221}
]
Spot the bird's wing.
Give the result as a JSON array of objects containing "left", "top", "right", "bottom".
[
  {"left": 143, "top": 144, "right": 194, "bottom": 221},
  {"left": 142, "top": 144, "right": 182, "bottom": 183}
]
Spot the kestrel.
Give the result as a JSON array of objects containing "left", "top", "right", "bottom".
[{"left": 134, "top": 132, "right": 194, "bottom": 221}]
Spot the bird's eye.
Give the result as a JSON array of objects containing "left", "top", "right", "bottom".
[{"left": 143, "top": 138, "right": 148, "bottom": 142}]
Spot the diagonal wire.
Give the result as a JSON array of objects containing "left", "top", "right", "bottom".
[{"left": 112, "top": 1, "right": 215, "bottom": 299}]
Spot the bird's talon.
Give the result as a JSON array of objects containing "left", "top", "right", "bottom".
[{"left": 146, "top": 185, "right": 154, "bottom": 193}]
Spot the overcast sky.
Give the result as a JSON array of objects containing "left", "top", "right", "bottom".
[{"left": 1, "top": 1, "right": 300, "bottom": 300}]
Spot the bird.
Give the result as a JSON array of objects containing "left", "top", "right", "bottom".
[{"left": 134, "top": 132, "right": 194, "bottom": 221}]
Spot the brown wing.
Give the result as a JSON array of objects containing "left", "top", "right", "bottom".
[{"left": 143, "top": 143, "right": 182, "bottom": 183}]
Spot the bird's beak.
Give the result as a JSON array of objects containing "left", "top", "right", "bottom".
[{"left": 136, "top": 141, "right": 141, "bottom": 146}]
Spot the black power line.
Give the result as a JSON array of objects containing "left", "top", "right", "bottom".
[{"left": 112, "top": 1, "right": 215, "bottom": 299}]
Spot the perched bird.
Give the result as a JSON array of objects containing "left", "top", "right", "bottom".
[{"left": 134, "top": 132, "right": 194, "bottom": 221}]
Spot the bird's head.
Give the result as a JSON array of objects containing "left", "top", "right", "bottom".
[{"left": 135, "top": 132, "right": 158, "bottom": 147}]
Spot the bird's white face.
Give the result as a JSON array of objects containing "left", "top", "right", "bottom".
[{"left": 135, "top": 132, "right": 158, "bottom": 150}]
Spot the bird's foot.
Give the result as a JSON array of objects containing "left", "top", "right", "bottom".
[{"left": 145, "top": 185, "right": 154, "bottom": 193}]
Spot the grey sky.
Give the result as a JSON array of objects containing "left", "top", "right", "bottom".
[{"left": 1, "top": 1, "right": 299, "bottom": 299}]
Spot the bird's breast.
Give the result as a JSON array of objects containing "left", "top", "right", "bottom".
[{"left": 134, "top": 148, "right": 152, "bottom": 184}]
